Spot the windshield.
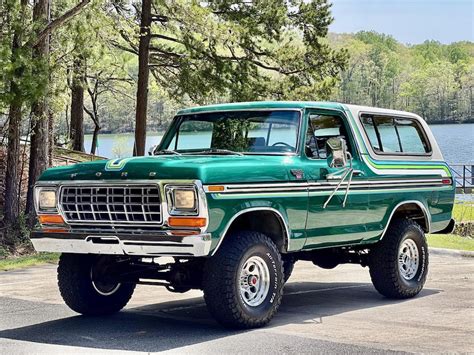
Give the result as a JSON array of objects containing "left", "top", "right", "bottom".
[{"left": 163, "top": 110, "right": 300, "bottom": 155}]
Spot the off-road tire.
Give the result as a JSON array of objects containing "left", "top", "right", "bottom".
[
  {"left": 369, "top": 219, "right": 429, "bottom": 299},
  {"left": 58, "top": 253, "right": 135, "bottom": 315},
  {"left": 203, "top": 231, "right": 284, "bottom": 329}
]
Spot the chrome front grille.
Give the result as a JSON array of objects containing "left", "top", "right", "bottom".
[{"left": 60, "top": 185, "right": 162, "bottom": 225}]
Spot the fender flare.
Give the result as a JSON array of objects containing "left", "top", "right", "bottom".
[
  {"left": 211, "top": 207, "right": 290, "bottom": 256},
  {"left": 380, "top": 200, "right": 431, "bottom": 239}
]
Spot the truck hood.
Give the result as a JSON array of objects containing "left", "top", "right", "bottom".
[{"left": 38, "top": 155, "right": 302, "bottom": 184}]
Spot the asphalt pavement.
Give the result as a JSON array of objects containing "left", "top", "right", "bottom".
[{"left": 0, "top": 253, "right": 473, "bottom": 354}]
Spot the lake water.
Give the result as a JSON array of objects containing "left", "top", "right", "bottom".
[
  {"left": 84, "top": 123, "right": 474, "bottom": 165},
  {"left": 429, "top": 124, "right": 474, "bottom": 165}
]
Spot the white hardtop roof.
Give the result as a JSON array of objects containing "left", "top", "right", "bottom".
[{"left": 344, "top": 104, "right": 421, "bottom": 119}]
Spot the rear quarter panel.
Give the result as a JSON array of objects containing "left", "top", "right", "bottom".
[{"left": 343, "top": 104, "right": 455, "bottom": 237}]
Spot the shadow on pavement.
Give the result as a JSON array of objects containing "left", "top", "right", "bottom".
[{"left": 0, "top": 281, "right": 440, "bottom": 352}]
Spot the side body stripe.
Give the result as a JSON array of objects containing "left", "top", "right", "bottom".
[{"left": 204, "top": 178, "right": 451, "bottom": 198}]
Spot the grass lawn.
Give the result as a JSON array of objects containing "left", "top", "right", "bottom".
[
  {"left": 0, "top": 253, "right": 59, "bottom": 271},
  {"left": 427, "top": 234, "right": 474, "bottom": 251},
  {"left": 453, "top": 202, "right": 474, "bottom": 222}
]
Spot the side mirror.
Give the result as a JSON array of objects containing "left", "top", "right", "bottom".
[
  {"left": 148, "top": 145, "right": 157, "bottom": 156},
  {"left": 326, "top": 137, "right": 348, "bottom": 168}
]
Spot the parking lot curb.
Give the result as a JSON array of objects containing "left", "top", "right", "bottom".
[{"left": 429, "top": 247, "right": 474, "bottom": 258}]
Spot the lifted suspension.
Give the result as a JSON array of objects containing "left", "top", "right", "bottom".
[{"left": 93, "top": 256, "right": 206, "bottom": 293}]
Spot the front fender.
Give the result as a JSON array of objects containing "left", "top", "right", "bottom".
[{"left": 205, "top": 193, "right": 308, "bottom": 253}]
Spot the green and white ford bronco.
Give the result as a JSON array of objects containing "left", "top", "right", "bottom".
[{"left": 32, "top": 101, "right": 455, "bottom": 328}]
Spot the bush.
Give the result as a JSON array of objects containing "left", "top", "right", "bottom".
[
  {"left": 0, "top": 213, "right": 34, "bottom": 257},
  {"left": 0, "top": 245, "right": 8, "bottom": 259}
]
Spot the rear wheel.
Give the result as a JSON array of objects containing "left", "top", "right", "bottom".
[
  {"left": 369, "top": 219, "right": 429, "bottom": 299},
  {"left": 58, "top": 253, "right": 135, "bottom": 315},
  {"left": 203, "top": 231, "right": 284, "bottom": 329}
]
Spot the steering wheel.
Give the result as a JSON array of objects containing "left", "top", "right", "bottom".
[{"left": 271, "top": 142, "right": 294, "bottom": 149}]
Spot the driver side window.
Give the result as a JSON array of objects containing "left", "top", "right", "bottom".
[{"left": 305, "top": 113, "right": 352, "bottom": 159}]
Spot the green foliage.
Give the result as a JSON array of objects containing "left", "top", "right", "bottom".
[
  {"left": 109, "top": 0, "right": 346, "bottom": 104},
  {"left": 0, "top": 0, "right": 52, "bottom": 112},
  {"left": 0, "top": 246, "right": 8, "bottom": 259},
  {"left": 0, "top": 212, "right": 33, "bottom": 257},
  {"left": 331, "top": 32, "right": 473, "bottom": 122},
  {"left": 355, "top": 31, "right": 399, "bottom": 51}
]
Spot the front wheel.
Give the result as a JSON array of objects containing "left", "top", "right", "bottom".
[
  {"left": 58, "top": 254, "right": 136, "bottom": 315},
  {"left": 203, "top": 231, "right": 284, "bottom": 329},
  {"left": 369, "top": 219, "right": 429, "bottom": 299}
]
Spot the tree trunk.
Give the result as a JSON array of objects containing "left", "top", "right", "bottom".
[
  {"left": 90, "top": 123, "right": 100, "bottom": 155},
  {"left": 70, "top": 57, "right": 85, "bottom": 152},
  {"left": 48, "top": 108, "right": 54, "bottom": 166},
  {"left": 133, "top": 0, "right": 152, "bottom": 156},
  {"left": 4, "top": 101, "right": 22, "bottom": 225},
  {"left": 84, "top": 76, "right": 101, "bottom": 155},
  {"left": 26, "top": 0, "right": 51, "bottom": 221},
  {"left": 3, "top": 0, "right": 28, "bottom": 226}
]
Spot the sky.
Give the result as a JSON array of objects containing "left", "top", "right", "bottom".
[{"left": 329, "top": 0, "right": 473, "bottom": 44}]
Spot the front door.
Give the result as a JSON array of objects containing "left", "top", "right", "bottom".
[{"left": 302, "top": 109, "right": 370, "bottom": 249}]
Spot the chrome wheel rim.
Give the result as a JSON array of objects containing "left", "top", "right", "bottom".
[
  {"left": 398, "top": 239, "right": 420, "bottom": 280},
  {"left": 90, "top": 268, "right": 121, "bottom": 296},
  {"left": 239, "top": 256, "right": 270, "bottom": 307}
]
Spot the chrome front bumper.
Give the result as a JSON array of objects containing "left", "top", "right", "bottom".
[{"left": 31, "top": 230, "right": 212, "bottom": 257}]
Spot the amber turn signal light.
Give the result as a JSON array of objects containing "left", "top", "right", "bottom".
[
  {"left": 38, "top": 214, "right": 65, "bottom": 225},
  {"left": 207, "top": 185, "right": 225, "bottom": 192},
  {"left": 168, "top": 217, "right": 207, "bottom": 228}
]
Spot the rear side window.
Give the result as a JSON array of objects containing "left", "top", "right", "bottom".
[{"left": 361, "top": 114, "right": 431, "bottom": 155}]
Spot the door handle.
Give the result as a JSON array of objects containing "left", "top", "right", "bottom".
[{"left": 353, "top": 170, "right": 365, "bottom": 176}]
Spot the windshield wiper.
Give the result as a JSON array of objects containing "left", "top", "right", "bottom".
[
  {"left": 184, "top": 148, "right": 243, "bottom": 156},
  {"left": 154, "top": 149, "right": 182, "bottom": 155}
]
